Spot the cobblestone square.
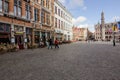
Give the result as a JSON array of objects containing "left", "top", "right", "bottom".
[{"left": 0, "top": 42, "right": 120, "bottom": 80}]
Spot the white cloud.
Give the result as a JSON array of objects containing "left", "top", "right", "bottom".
[
  {"left": 58, "top": 0, "right": 65, "bottom": 4},
  {"left": 73, "top": 16, "right": 94, "bottom": 32},
  {"left": 78, "top": 24, "right": 95, "bottom": 32},
  {"left": 68, "top": 0, "right": 84, "bottom": 8},
  {"left": 59, "top": 0, "right": 86, "bottom": 10},
  {"left": 112, "top": 16, "right": 120, "bottom": 21},
  {"left": 82, "top": 6, "right": 87, "bottom": 10},
  {"left": 72, "top": 16, "right": 87, "bottom": 25}
]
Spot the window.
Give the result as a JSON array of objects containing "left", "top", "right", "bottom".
[
  {"left": 41, "top": 0, "right": 44, "bottom": 7},
  {"left": 5, "top": 24, "right": 10, "bottom": 32},
  {"left": 0, "top": 0, "right": 2, "bottom": 12},
  {"left": 58, "top": 9, "right": 60, "bottom": 16},
  {"left": 0, "top": 23, "right": 4, "bottom": 32},
  {"left": 41, "top": 11, "right": 45, "bottom": 23},
  {"left": 59, "top": 20, "right": 60, "bottom": 29},
  {"left": 61, "top": 11, "right": 63, "bottom": 17},
  {"left": 26, "top": 28, "right": 32, "bottom": 34},
  {"left": 63, "top": 22, "right": 65, "bottom": 30},
  {"left": 0, "top": 0, "right": 9, "bottom": 13},
  {"left": 18, "top": 7, "right": 21, "bottom": 16},
  {"left": 14, "top": 6, "right": 17, "bottom": 16},
  {"left": 14, "top": 0, "right": 22, "bottom": 17},
  {"left": 55, "top": 6, "right": 57, "bottom": 14},
  {"left": 61, "top": 21, "right": 63, "bottom": 29},
  {"left": 34, "top": 8, "right": 38, "bottom": 21},
  {"left": 4, "top": 1, "right": 9, "bottom": 13},
  {"left": 63, "top": 13, "right": 65, "bottom": 19},
  {"left": 26, "top": 4, "right": 31, "bottom": 20},
  {"left": 46, "top": 14, "right": 50, "bottom": 25},
  {"left": 0, "top": 23, "right": 10, "bottom": 32},
  {"left": 46, "top": 0, "right": 49, "bottom": 9},
  {"left": 55, "top": 18, "right": 57, "bottom": 28}
]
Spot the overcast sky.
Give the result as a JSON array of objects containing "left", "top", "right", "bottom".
[{"left": 58, "top": 0, "right": 120, "bottom": 32}]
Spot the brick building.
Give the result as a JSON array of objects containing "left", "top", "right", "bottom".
[
  {"left": 0, "top": 0, "right": 54, "bottom": 49},
  {"left": 72, "top": 27, "right": 88, "bottom": 41}
]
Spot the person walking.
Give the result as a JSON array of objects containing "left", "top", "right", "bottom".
[
  {"left": 46, "top": 39, "right": 49, "bottom": 49},
  {"left": 48, "top": 38, "right": 53, "bottom": 49},
  {"left": 54, "top": 38, "right": 59, "bottom": 49}
]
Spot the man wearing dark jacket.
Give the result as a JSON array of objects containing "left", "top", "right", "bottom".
[{"left": 48, "top": 38, "right": 53, "bottom": 49}]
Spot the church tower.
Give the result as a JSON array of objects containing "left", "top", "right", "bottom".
[
  {"left": 100, "top": 11, "right": 105, "bottom": 40},
  {"left": 101, "top": 11, "right": 105, "bottom": 27},
  {"left": 101, "top": 11, "right": 105, "bottom": 40}
]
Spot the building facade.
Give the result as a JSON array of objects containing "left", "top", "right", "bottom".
[
  {"left": 0, "top": 0, "right": 54, "bottom": 49},
  {"left": 95, "top": 12, "right": 120, "bottom": 41},
  {"left": 54, "top": 0, "right": 73, "bottom": 41},
  {"left": 72, "top": 27, "right": 88, "bottom": 41}
]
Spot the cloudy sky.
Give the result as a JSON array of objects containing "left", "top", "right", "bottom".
[{"left": 58, "top": 0, "right": 120, "bottom": 32}]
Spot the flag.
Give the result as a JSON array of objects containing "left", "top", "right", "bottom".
[
  {"left": 117, "top": 22, "right": 120, "bottom": 30},
  {"left": 109, "top": 28, "right": 112, "bottom": 33},
  {"left": 112, "top": 24, "right": 118, "bottom": 31}
]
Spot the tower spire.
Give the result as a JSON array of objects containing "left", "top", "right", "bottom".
[{"left": 101, "top": 11, "right": 105, "bottom": 27}]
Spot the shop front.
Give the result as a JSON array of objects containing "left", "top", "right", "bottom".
[
  {"left": 55, "top": 33, "right": 63, "bottom": 41},
  {"left": 26, "top": 28, "right": 32, "bottom": 45},
  {"left": 41, "top": 32, "right": 46, "bottom": 44},
  {"left": 14, "top": 25, "right": 24, "bottom": 49},
  {"left": 34, "top": 31, "right": 40, "bottom": 43},
  {"left": 0, "top": 22, "right": 11, "bottom": 44},
  {"left": 46, "top": 32, "right": 50, "bottom": 39},
  {"left": 54, "top": 29, "right": 63, "bottom": 41},
  {"left": 41, "top": 31, "right": 51, "bottom": 45}
]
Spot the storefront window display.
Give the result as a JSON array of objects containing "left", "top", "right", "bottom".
[
  {"left": 0, "top": 23, "right": 11, "bottom": 43},
  {"left": 35, "top": 31, "right": 40, "bottom": 43}
]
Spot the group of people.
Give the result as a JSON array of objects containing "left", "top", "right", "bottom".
[{"left": 46, "top": 38, "right": 59, "bottom": 49}]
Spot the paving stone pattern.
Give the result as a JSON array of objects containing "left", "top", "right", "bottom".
[{"left": 0, "top": 42, "right": 120, "bottom": 80}]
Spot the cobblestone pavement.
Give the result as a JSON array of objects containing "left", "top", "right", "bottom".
[{"left": 0, "top": 42, "right": 120, "bottom": 80}]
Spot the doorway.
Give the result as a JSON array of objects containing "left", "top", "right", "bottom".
[{"left": 15, "top": 35, "right": 24, "bottom": 49}]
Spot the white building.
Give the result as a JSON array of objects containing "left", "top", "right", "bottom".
[{"left": 54, "top": 0, "right": 73, "bottom": 41}]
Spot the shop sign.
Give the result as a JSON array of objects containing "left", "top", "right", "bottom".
[{"left": 15, "top": 32, "right": 24, "bottom": 34}]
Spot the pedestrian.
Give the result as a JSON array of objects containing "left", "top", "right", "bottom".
[
  {"left": 48, "top": 38, "right": 53, "bottom": 49},
  {"left": 54, "top": 38, "right": 59, "bottom": 49},
  {"left": 46, "top": 39, "right": 49, "bottom": 49},
  {"left": 39, "top": 39, "right": 44, "bottom": 48}
]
